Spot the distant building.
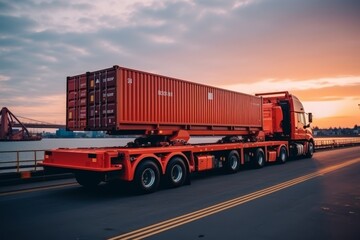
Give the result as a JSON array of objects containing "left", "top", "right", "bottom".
[
  {"left": 354, "top": 125, "right": 359, "bottom": 135},
  {"left": 84, "top": 131, "right": 106, "bottom": 138},
  {"left": 56, "top": 128, "right": 75, "bottom": 138},
  {"left": 312, "top": 124, "right": 360, "bottom": 137}
]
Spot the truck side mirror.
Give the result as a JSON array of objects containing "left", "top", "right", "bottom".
[{"left": 308, "top": 112, "right": 313, "bottom": 123}]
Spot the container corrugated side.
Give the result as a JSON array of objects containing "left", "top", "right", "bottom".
[{"left": 115, "top": 67, "right": 262, "bottom": 134}]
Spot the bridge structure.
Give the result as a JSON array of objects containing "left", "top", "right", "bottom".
[{"left": 13, "top": 115, "right": 65, "bottom": 129}]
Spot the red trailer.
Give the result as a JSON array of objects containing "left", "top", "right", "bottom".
[{"left": 42, "top": 66, "right": 314, "bottom": 193}]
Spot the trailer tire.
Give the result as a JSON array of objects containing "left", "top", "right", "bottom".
[
  {"left": 134, "top": 160, "right": 160, "bottom": 194},
  {"left": 75, "top": 172, "right": 101, "bottom": 188},
  {"left": 165, "top": 157, "right": 187, "bottom": 188},
  {"left": 306, "top": 141, "right": 314, "bottom": 158},
  {"left": 224, "top": 150, "right": 241, "bottom": 173},
  {"left": 253, "top": 148, "right": 265, "bottom": 168},
  {"left": 277, "top": 146, "right": 287, "bottom": 164}
]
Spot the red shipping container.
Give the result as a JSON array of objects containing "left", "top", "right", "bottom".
[{"left": 66, "top": 66, "right": 263, "bottom": 135}]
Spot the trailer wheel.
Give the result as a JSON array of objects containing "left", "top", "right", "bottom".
[
  {"left": 75, "top": 172, "right": 102, "bottom": 188},
  {"left": 306, "top": 141, "right": 314, "bottom": 158},
  {"left": 253, "top": 148, "right": 265, "bottom": 168},
  {"left": 277, "top": 146, "right": 287, "bottom": 164},
  {"left": 225, "top": 150, "right": 241, "bottom": 173},
  {"left": 165, "top": 157, "right": 187, "bottom": 188},
  {"left": 134, "top": 160, "right": 160, "bottom": 194}
]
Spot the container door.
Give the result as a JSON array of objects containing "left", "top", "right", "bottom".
[
  {"left": 88, "top": 68, "right": 117, "bottom": 130},
  {"left": 66, "top": 74, "right": 87, "bottom": 130}
]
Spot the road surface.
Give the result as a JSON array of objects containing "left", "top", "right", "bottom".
[{"left": 0, "top": 147, "right": 359, "bottom": 240}]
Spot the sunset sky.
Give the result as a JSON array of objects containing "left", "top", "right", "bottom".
[{"left": 0, "top": 0, "right": 359, "bottom": 128}]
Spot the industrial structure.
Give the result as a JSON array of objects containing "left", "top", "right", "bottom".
[{"left": 0, "top": 107, "right": 41, "bottom": 141}]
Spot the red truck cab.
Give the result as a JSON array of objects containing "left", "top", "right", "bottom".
[{"left": 257, "top": 91, "right": 314, "bottom": 157}]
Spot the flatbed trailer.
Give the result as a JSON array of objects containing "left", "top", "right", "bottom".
[{"left": 43, "top": 139, "right": 292, "bottom": 193}]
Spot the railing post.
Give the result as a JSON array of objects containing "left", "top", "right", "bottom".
[
  {"left": 16, "top": 151, "right": 20, "bottom": 173},
  {"left": 34, "top": 151, "right": 37, "bottom": 171}
]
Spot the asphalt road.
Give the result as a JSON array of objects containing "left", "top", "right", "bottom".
[{"left": 1, "top": 147, "right": 359, "bottom": 240}]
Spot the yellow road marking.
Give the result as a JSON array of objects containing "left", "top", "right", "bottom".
[
  {"left": 109, "top": 158, "right": 360, "bottom": 240},
  {"left": 0, "top": 183, "right": 78, "bottom": 197}
]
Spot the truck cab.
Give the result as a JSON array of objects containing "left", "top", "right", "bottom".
[
  {"left": 257, "top": 91, "right": 314, "bottom": 157},
  {"left": 290, "top": 95, "right": 313, "bottom": 141}
]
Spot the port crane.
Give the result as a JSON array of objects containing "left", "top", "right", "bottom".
[{"left": 0, "top": 107, "right": 41, "bottom": 141}]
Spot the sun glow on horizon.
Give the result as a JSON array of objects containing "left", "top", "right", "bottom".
[
  {"left": 219, "top": 76, "right": 360, "bottom": 128},
  {"left": 220, "top": 76, "right": 360, "bottom": 95},
  {"left": 302, "top": 101, "right": 343, "bottom": 119}
]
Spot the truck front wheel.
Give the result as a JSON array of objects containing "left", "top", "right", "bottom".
[
  {"left": 134, "top": 160, "right": 160, "bottom": 194},
  {"left": 165, "top": 157, "right": 187, "bottom": 188},
  {"left": 75, "top": 172, "right": 102, "bottom": 188},
  {"left": 306, "top": 141, "right": 314, "bottom": 158}
]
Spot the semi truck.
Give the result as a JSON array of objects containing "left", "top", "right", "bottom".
[{"left": 41, "top": 65, "right": 314, "bottom": 193}]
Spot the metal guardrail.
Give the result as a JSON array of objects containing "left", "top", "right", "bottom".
[
  {"left": 0, "top": 138, "right": 360, "bottom": 176},
  {"left": 314, "top": 138, "right": 360, "bottom": 150},
  {"left": 0, "top": 150, "right": 44, "bottom": 175}
]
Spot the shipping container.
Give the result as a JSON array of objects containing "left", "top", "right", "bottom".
[{"left": 66, "top": 66, "right": 263, "bottom": 135}]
